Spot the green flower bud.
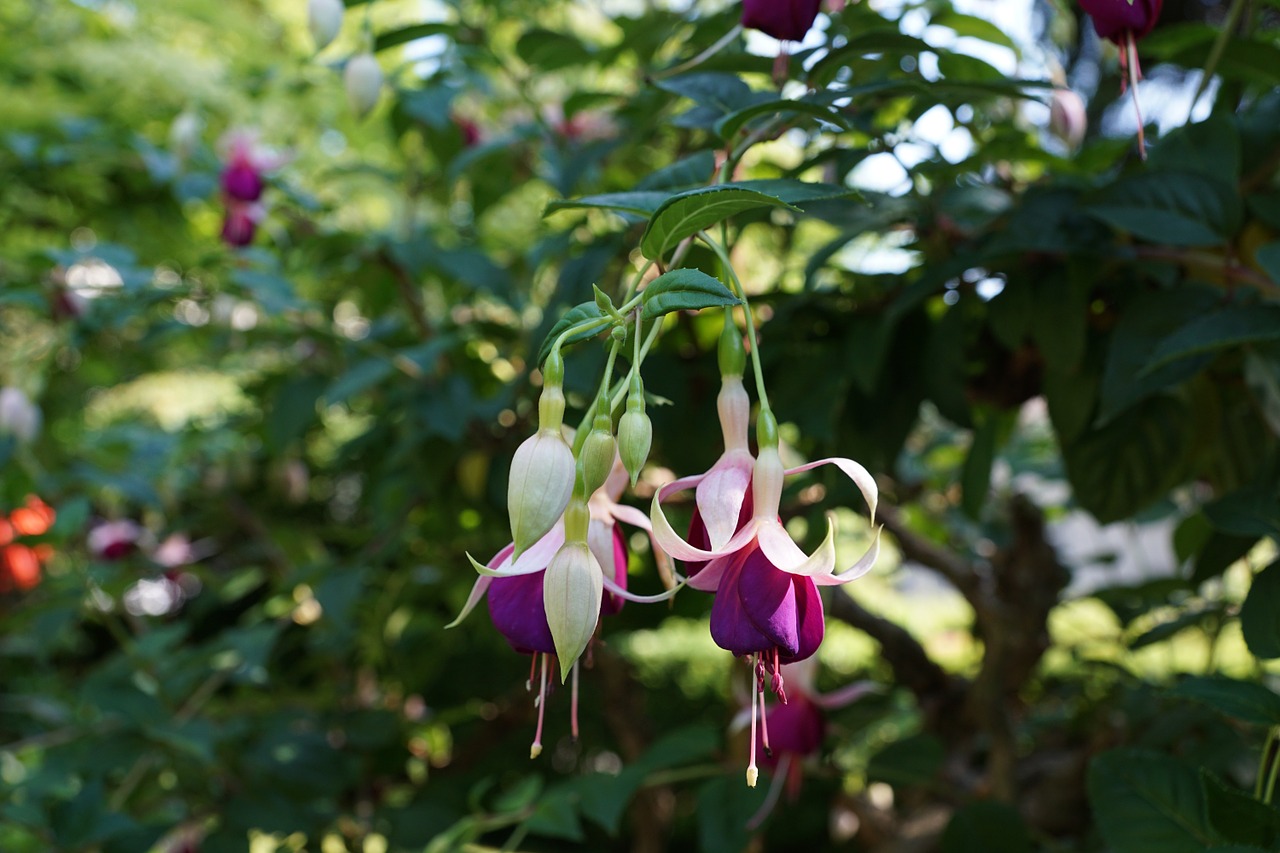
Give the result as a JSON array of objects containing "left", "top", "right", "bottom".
[
  {"left": 718, "top": 310, "right": 747, "bottom": 377},
  {"left": 618, "top": 374, "right": 651, "bottom": 486},
  {"left": 579, "top": 402, "right": 617, "bottom": 497}
]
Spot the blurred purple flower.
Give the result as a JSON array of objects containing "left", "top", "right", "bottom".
[
  {"left": 1078, "top": 0, "right": 1161, "bottom": 43},
  {"left": 741, "top": 0, "right": 822, "bottom": 42}
]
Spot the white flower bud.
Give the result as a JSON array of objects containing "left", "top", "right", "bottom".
[
  {"left": 344, "top": 53, "right": 383, "bottom": 118},
  {"left": 507, "top": 429, "right": 575, "bottom": 557},
  {"left": 0, "top": 387, "right": 40, "bottom": 444},
  {"left": 308, "top": 0, "right": 344, "bottom": 51},
  {"left": 1049, "top": 88, "right": 1087, "bottom": 150},
  {"left": 543, "top": 541, "right": 603, "bottom": 681}
]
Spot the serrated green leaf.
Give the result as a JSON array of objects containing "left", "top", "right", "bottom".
[
  {"left": 1142, "top": 305, "right": 1280, "bottom": 373},
  {"left": 640, "top": 186, "right": 797, "bottom": 258},
  {"left": 640, "top": 268, "right": 739, "bottom": 319},
  {"left": 536, "top": 301, "right": 608, "bottom": 367},
  {"left": 1088, "top": 749, "right": 1218, "bottom": 853},
  {"left": 1172, "top": 676, "right": 1280, "bottom": 725}
]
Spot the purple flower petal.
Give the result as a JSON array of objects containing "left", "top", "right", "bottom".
[
  {"left": 1078, "top": 0, "right": 1162, "bottom": 42},
  {"left": 741, "top": 0, "right": 823, "bottom": 42},
  {"left": 221, "top": 163, "right": 265, "bottom": 202},
  {"left": 487, "top": 569, "right": 555, "bottom": 654},
  {"left": 782, "top": 576, "right": 824, "bottom": 663},
  {"left": 600, "top": 525, "right": 628, "bottom": 616},
  {"left": 738, "top": 546, "right": 801, "bottom": 657},
  {"left": 710, "top": 552, "right": 775, "bottom": 657}
]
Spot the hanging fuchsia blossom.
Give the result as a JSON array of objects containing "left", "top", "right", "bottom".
[
  {"left": 734, "top": 658, "right": 877, "bottom": 826},
  {"left": 1078, "top": 0, "right": 1163, "bottom": 158},
  {"left": 741, "top": 0, "right": 822, "bottom": 42},
  {"left": 216, "top": 130, "right": 288, "bottom": 248},
  {"left": 451, "top": 459, "right": 672, "bottom": 758},
  {"left": 652, "top": 406, "right": 878, "bottom": 785}
]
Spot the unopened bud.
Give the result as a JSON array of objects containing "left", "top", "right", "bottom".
[
  {"left": 718, "top": 311, "right": 746, "bottom": 377},
  {"left": 0, "top": 387, "right": 40, "bottom": 444},
  {"left": 344, "top": 53, "right": 383, "bottom": 118},
  {"left": 507, "top": 428, "right": 575, "bottom": 557},
  {"left": 1049, "top": 88, "right": 1087, "bottom": 150},
  {"left": 618, "top": 375, "right": 651, "bottom": 486},
  {"left": 543, "top": 539, "right": 604, "bottom": 682},
  {"left": 580, "top": 405, "right": 617, "bottom": 497},
  {"left": 308, "top": 0, "right": 344, "bottom": 51}
]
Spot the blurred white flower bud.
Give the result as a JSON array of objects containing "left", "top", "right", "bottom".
[
  {"left": 169, "top": 110, "right": 202, "bottom": 161},
  {"left": 1049, "top": 88, "right": 1087, "bottom": 150},
  {"left": 344, "top": 53, "right": 383, "bottom": 118},
  {"left": 308, "top": 0, "right": 344, "bottom": 51},
  {"left": 0, "top": 387, "right": 40, "bottom": 444}
]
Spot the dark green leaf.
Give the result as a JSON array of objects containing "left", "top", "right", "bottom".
[
  {"left": 1204, "top": 488, "right": 1280, "bottom": 540},
  {"left": 714, "top": 98, "right": 855, "bottom": 140},
  {"left": 544, "top": 191, "right": 671, "bottom": 218},
  {"left": 1242, "top": 559, "right": 1280, "bottom": 659},
  {"left": 1171, "top": 676, "right": 1280, "bottom": 725},
  {"left": 1142, "top": 305, "right": 1280, "bottom": 373},
  {"left": 960, "top": 414, "right": 999, "bottom": 519},
  {"left": 1255, "top": 242, "right": 1280, "bottom": 286},
  {"left": 636, "top": 151, "right": 718, "bottom": 191},
  {"left": 640, "top": 268, "right": 740, "bottom": 319},
  {"left": 536, "top": 302, "right": 608, "bottom": 367},
  {"left": 695, "top": 775, "right": 767, "bottom": 853},
  {"left": 640, "top": 185, "right": 798, "bottom": 258},
  {"left": 867, "top": 734, "right": 945, "bottom": 787},
  {"left": 1088, "top": 749, "right": 1218, "bottom": 853},
  {"left": 941, "top": 801, "right": 1032, "bottom": 853},
  {"left": 374, "top": 23, "right": 452, "bottom": 53},
  {"left": 323, "top": 359, "right": 396, "bottom": 405},
  {"left": 515, "top": 29, "right": 593, "bottom": 70},
  {"left": 1201, "top": 769, "right": 1280, "bottom": 848},
  {"left": 1085, "top": 172, "right": 1241, "bottom": 247}
]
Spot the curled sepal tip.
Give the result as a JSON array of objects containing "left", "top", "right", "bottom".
[{"left": 544, "top": 542, "right": 604, "bottom": 682}]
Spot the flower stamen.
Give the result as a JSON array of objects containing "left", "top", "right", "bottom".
[{"left": 531, "top": 653, "right": 549, "bottom": 759}]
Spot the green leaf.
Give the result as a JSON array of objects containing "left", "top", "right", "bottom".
[
  {"left": 636, "top": 151, "right": 718, "bottom": 191},
  {"left": 1085, "top": 172, "right": 1241, "bottom": 247},
  {"left": 1201, "top": 769, "right": 1280, "bottom": 849},
  {"left": 1242, "top": 558, "right": 1280, "bottom": 659},
  {"left": 1129, "top": 606, "right": 1220, "bottom": 650},
  {"left": 655, "top": 72, "right": 760, "bottom": 114},
  {"left": 1097, "top": 286, "right": 1220, "bottom": 422},
  {"left": 374, "top": 23, "right": 452, "bottom": 53},
  {"left": 960, "top": 413, "right": 999, "bottom": 519},
  {"left": 536, "top": 301, "right": 608, "bottom": 367},
  {"left": 695, "top": 775, "right": 767, "bottom": 853},
  {"left": 515, "top": 28, "right": 593, "bottom": 70},
  {"left": 931, "top": 12, "right": 1020, "bottom": 51},
  {"left": 867, "top": 733, "right": 945, "bottom": 787},
  {"left": 1171, "top": 676, "right": 1280, "bottom": 725},
  {"left": 544, "top": 191, "right": 670, "bottom": 218},
  {"left": 640, "top": 185, "right": 798, "bottom": 258},
  {"left": 640, "top": 269, "right": 739, "bottom": 319},
  {"left": 1030, "top": 276, "right": 1087, "bottom": 371},
  {"left": 1088, "top": 749, "right": 1218, "bottom": 853},
  {"left": 1142, "top": 305, "right": 1280, "bottom": 373},
  {"left": 523, "top": 785, "right": 583, "bottom": 842},
  {"left": 1064, "top": 396, "right": 1194, "bottom": 523},
  {"left": 714, "top": 97, "right": 855, "bottom": 141},
  {"left": 941, "top": 802, "right": 1032, "bottom": 853},
  {"left": 1245, "top": 348, "right": 1280, "bottom": 436},
  {"left": 1204, "top": 488, "right": 1280, "bottom": 539},
  {"left": 323, "top": 358, "right": 396, "bottom": 405},
  {"left": 1255, "top": 242, "right": 1280, "bottom": 285}
]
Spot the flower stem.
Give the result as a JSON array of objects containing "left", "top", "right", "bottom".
[
  {"left": 1190, "top": 0, "right": 1246, "bottom": 118},
  {"left": 698, "top": 230, "right": 771, "bottom": 413}
]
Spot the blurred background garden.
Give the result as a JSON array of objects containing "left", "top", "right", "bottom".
[{"left": 3, "top": 0, "right": 1280, "bottom": 850}]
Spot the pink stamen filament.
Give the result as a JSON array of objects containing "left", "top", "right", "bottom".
[
  {"left": 1126, "top": 32, "right": 1147, "bottom": 160},
  {"left": 570, "top": 660, "right": 580, "bottom": 742},
  {"left": 531, "top": 653, "right": 548, "bottom": 759},
  {"left": 526, "top": 654, "right": 538, "bottom": 692},
  {"left": 759, "top": 687, "right": 772, "bottom": 758},
  {"left": 747, "top": 653, "right": 760, "bottom": 787}
]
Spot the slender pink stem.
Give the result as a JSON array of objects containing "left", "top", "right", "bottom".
[{"left": 1127, "top": 32, "right": 1147, "bottom": 160}]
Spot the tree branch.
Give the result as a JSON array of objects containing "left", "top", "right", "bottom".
[{"left": 876, "top": 503, "right": 984, "bottom": 601}]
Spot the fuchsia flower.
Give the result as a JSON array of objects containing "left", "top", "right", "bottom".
[
  {"left": 450, "top": 460, "right": 672, "bottom": 757},
  {"left": 651, "top": 385, "right": 878, "bottom": 785},
  {"left": 741, "top": 0, "right": 823, "bottom": 42},
  {"left": 734, "top": 657, "right": 877, "bottom": 825},
  {"left": 216, "top": 130, "right": 288, "bottom": 248},
  {"left": 1078, "top": 0, "right": 1163, "bottom": 158}
]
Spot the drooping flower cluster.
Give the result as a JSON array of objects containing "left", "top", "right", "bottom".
[{"left": 452, "top": 276, "right": 879, "bottom": 790}]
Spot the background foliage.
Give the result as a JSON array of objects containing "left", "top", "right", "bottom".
[{"left": 3, "top": 0, "right": 1280, "bottom": 850}]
